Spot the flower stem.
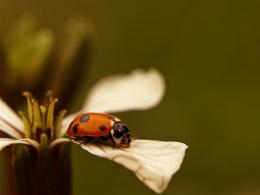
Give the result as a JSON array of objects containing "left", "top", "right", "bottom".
[
  {"left": 36, "top": 133, "right": 52, "bottom": 195},
  {"left": 51, "top": 142, "right": 72, "bottom": 195},
  {"left": 13, "top": 140, "right": 72, "bottom": 195},
  {"left": 13, "top": 145, "right": 33, "bottom": 195}
]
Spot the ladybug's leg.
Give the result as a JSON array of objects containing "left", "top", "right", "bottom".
[
  {"left": 70, "top": 136, "right": 90, "bottom": 145},
  {"left": 69, "top": 136, "right": 80, "bottom": 142},
  {"left": 78, "top": 136, "right": 90, "bottom": 145},
  {"left": 79, "top": 136, "right": 98, "bottom": 146},
  {"left": 96, "top": 135, "right": 115, "bottom": 147},
  {"left": 88, "top": 137, "right": 99, "bottom": 144}
]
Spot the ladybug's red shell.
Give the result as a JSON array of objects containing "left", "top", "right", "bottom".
[{"left": 67, "top": 113, "right": 121, "bottom": 137}]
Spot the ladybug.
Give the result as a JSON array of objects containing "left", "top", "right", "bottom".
[{"left": 67, "top": 113, "right": 131, "bottom": 148}]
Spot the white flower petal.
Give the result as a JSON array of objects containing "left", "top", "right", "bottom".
[
  {"left": 0, "top": 120, "right": 23, "bottom": 139},
  {"left": 0, "top": 138, "right": 39, "bottom": 151},
  {"left": 83, "top": 68, "right": 165, "bottom": 113},
  {"left": 79, "top": 139, "right": 188, "bottom": 193},
  {"left": 49, "top": 138, "right": 70, "bottom": 149},
  {"left": 59, "top": 114, "right": 77, "bottom": 137},
  {"left": 0, "top": 98, "right": 24, "bottom": 133},
  {"left": 21, "top": 138, "right": 40, "bottom": 149}
]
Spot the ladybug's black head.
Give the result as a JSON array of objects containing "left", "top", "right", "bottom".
[{"left": 111, "top": 122, "right": 131, "bottom": 148}]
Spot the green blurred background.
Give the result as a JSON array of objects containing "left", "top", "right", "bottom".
[{"left": 1, "top": 0, "right": 260, "bottom": 194}]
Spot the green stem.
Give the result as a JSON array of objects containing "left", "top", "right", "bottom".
[
  {"left": 13, "top": 145, "right": 33, "bottom": 195},
  {"left": 36, "top": 133, "right": 51, "bottom": 195},
  {"left": 52, "top": 143, "right": 72, "bottom": 195},
  {"left": 12, "top": 139, "right": 72, "bottom": 195}
]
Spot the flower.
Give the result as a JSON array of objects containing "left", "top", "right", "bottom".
[{"left": 0, "top": 68, "right": 187, "bottom": 193}]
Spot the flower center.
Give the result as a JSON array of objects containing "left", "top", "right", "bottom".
[{"left": 19, "top": 91, "right": 66, "bottom": 142}]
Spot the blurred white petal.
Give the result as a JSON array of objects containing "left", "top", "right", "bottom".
[
  {"left": 83, "top": 68, "right": 165, "bottom": 113},
  {"left": 0, "top": 120, "right": 23, "bottom": 139},
  {"left": 0, "top": 98, "right": 24, "bottom": 133},
  {"left": 49, "top": 138, "right": 69, "bottom": 149},
  {"left": 60, "top": 114, "right": 77, "bottom": 137},
  {"left": 0, "top": 138, "right": 39, "bottom": 151},
  {"left": 79, "top": 139, "right": 187, "bottom": 193},
  {"left": 21, "top": 138, "right": 40, "bottom": 149}
]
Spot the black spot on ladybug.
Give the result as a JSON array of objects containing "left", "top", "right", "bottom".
[
  {"left": 73, "top": 124, "right": 79, "bottom": 133},
  {"left": 80, "top": 115, "right": 90, "bottom": 123},
  {"left": 99, "top": 125, "right": 107, "bottom": 131}
]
